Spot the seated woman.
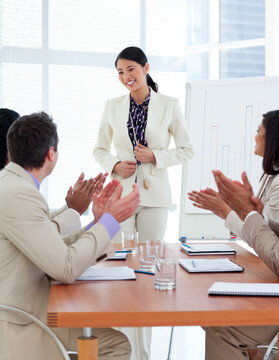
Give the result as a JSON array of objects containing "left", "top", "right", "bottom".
[
  {"left": 0, "top": 108, "right": 20, "bottom": 169},
  {"left": 188, "top": 109, "right": 279, "bottom": 238}
]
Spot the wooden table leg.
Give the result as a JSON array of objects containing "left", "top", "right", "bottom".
[{"left": 78, "top": 327, "right": 98, "bottom": 360}]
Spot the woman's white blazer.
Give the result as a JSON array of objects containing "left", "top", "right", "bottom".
[{"left": 93, "top": 89, "right": 194, "bottom": 208}]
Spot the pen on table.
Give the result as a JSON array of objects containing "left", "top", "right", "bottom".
[
  {"left": 115, "top": 250, "right": 132, "bottom": 253},
  {"left": 134, "top": 270, "right": 155, "bottom": 275},
  {"left": 191, "top": 260, "right": 196, "bottom": 268},
  {"left": 182, "top": 243, "right": 192, "bottom": 249}
]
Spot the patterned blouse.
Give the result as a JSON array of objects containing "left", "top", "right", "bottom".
[{"left": 127, "top": 92, "right": 151, "bottom": 150}]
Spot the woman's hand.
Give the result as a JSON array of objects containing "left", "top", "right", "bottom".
[
  {"left": 188, "top": 188, "right": 231, "bottom": 220},
  {"left": 134, "top": 143, "right": 155, "bottom": 163},
  {"left": 113, "top": 161, "right": 137, "bottom": 178}
]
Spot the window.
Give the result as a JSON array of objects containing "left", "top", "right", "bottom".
[
  {"left": 1, "top": 1, "right": 278, "bottom": 241},
  {"left": 186, "top": 0, "right": 267, "bottom": 81},
  {"left": 0, "top": 0, "right": 188, "bottom": 241}
]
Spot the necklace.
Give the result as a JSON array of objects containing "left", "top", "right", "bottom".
[{"left": 129, "top": 112, "right": 150, "bottom": 189}]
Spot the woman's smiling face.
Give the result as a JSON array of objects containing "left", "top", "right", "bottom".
[{"left": 116, "top": 58, "right": 149, "bottom": 94}]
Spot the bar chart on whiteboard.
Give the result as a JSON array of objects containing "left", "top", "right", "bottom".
[{"left": 185, "top": 76, "right": 279, "bottom": 214}]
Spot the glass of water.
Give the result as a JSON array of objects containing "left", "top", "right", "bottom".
[
  {"left": 146, "top": 240, "right": 165, "bottom": 259},
  {"left": 139, "top": 245, "right": 156, "bottom": 272},
  {"left": 155, "top": 259, "right": 176, "bottom": 290},
  {"left": 121, "top": 230, "right": 139, "bottom": 253}
]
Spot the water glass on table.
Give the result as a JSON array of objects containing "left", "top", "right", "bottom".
[
  {"left": 155, "top": 259, "right": 176, "bottom": 290},
  {"left": 139, "top": 244, "right": 158, "bottom": 272},
  {"left": 146, "top": 240, "right": 165, "bottom": 259},
  {"left": 121, "top": 230, "right": 139, "bottom": 253}
]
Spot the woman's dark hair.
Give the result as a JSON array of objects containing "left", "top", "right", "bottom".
[
  {"left": 262, "top": 110, "right": 279, "bottom": 175},
  {"left": 115, "top": 46, "right": 158, "bottom": 93},
  {"left": 0, "top": 108, "right": 20, "bottom": 169}
]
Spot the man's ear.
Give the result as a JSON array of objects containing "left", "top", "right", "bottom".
[{"left": 47, "top": 147, "right": 55, "bottom": 161}]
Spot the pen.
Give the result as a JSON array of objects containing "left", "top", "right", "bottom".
[
  {"left": 191, "top": 260, "right": 196, "bottom": 268},
  {"left": 134, "top": 270, "right": 155, "bottom": 275},
  {"left": 115, "top": 250, "right": 132, "bottom": 253},
  {"left": 182, "top": 243, "right": 193, "bottom": 249}
]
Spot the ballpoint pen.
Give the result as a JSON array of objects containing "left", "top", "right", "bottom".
[
  {"left": 182, "top": 243, "right": 193, "bottom": 249},
  {"left": 134, "top": 270, "right": 155, "bottom": 275},
  {"left": 115, "top": 250, "right": 133, "bottom": 253}
]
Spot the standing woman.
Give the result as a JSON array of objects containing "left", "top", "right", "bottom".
[
  {"left": 93, "top": 46, "right": 194, "bottom": 244},
  {"left": 93, "top": 46, "right": 193, "bottom": 360}
]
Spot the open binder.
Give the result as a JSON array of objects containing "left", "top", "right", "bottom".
[{"left": 180, "top": 243, "right": 236, "bottom": 256}]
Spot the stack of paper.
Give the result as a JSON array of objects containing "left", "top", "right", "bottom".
[
  {"left": 78, "top": 266, "right": 136, "bottom": 280},
  {"left": 180, "top": 243, "right": 236, "bottom": 255},
  {"left": 179, "top": 258, "right": 244, "bottom": 273},
  {"left": 107, "top": 253, "right": 127, "bottom": 260}
]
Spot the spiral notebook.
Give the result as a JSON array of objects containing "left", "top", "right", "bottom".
[
  {"left": 179, "top": 258, "right": 243, "bottom": 273},
  {"left": 208, "top": 282, "right": 279, "bottom": 296}
]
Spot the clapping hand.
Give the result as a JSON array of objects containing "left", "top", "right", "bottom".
[
  {"left": 188, "top": 187, "right": 231, "bottom": 220},
  {"left": 212, "top": 170, "right": 256, "bottom": 220},
  {"left": 65, "top": 172, "right": 108, "bottom": 215},
  {"left": 93, "top": 179, "right": 140, "bottom": 223}
]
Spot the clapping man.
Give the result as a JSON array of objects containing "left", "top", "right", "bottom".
[{"left": 0, "top": 111, "right": 140, "bottom": 360}]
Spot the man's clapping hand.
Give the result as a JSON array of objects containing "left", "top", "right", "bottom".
[{"left": 93, "top": 179, "right": 140, "bottom": 223}]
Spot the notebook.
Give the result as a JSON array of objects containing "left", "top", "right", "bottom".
[
  {"left": 208, "top": 282, "right": 279, "bottom": 296},
  {"left": 78, "top": 266, "right": 136, "bottom": 280},
  {"left": 179, "top": 258, "right": 244, "bottom": 273},
  {"left": 180, "top": 243, "right": 236, "bottom": 255}
]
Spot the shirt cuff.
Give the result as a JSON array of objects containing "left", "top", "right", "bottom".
[
  {"left": 98, "top": 212, "right": 120, "bottom": 240},
  {"left": 85, "top": 220, "right": 94, "bottom": 231},
  {"left": 263, "top": 214, "right": 269, "bottom": 224},
  {"left": 67, "top": 208, "right": 79, "bottom": 217},
  {"left": 244, "top": 210, "right": 261, "bottom": 222}
]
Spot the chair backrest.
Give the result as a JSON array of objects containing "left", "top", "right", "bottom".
[
  {"left": 263, "top": 333, "right": 278, "bottom": 360},
  {"left": 0, "top": 304, "right": 71, "bottom": 360}
]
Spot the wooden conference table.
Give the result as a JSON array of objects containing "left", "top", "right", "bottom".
[{"left": 47, "top": 243, "right": 279, "bottom": 359}]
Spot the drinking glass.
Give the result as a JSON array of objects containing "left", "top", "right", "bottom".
[
  {"left": 146, "top": 240, "right": 165, "bottom": 259},
  {"left": 139, "top": 245, "right": 156, "bottom": 272},
  {"left": 121, "top": 231, "right": 139, "bottom": 253},
  {"left": 155, "top": 259, "right": 176, "bottom": 290}
]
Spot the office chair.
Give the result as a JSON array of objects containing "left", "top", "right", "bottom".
[
  {"left": 166, "top": 326, "right": 174, "bottom": 360},
  {"left": 261, "top": 333, "right": 278, "bottom": 360},
  {"left": 0, "top": 304, "right": 77, "bottom": 360}
]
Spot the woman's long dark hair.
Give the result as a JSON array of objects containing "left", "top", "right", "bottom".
[
  {"left": 262, "top": 110, "right": 279, "bottom": 175},
  {"left": 115, "top": 46, "right": 158, "bottom": 93},
  {"left": 0, "top": 108, "right": 20, "bottom": 169}
]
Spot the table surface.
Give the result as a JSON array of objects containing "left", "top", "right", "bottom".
[{"left": 47, "top": 243, "right": 279, "bottom": 328}]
